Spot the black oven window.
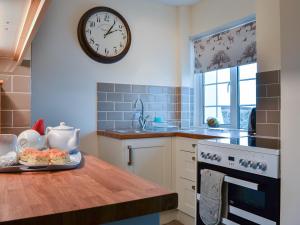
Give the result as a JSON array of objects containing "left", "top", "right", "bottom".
[{"left": 229, "top": 184, "right": 266, "bottom": 210}]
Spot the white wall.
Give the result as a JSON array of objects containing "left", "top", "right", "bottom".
[
  {"left": 177, "top": 6, "right": 192, "bottom": 87},
  {"left": 191, "top": 0, "right": 256, "bottom": 36},
  {"left": 32, "top": 0, "right": 179, "bottom": 155},
  {"left": 280, "top": 0, "right": 300, "bottom": 224},
  {"left": 256, "top": 0, "right": 281, "bottom": 72},
  {"left": 188, "top": 0, "right": 281, "bottom": 76},
  {"left": 179, "top": 0, "right": 256, "bottom": 88}
]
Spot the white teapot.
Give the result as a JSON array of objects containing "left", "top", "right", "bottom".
[{"left": 46, "top": 122, "right": 80, "bottom": 152}]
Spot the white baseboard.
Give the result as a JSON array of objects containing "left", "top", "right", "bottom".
[{"left": 160, "top": 209, "right": 178, "bottom": 224}]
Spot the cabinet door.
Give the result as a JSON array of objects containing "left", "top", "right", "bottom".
[
  {"left": 177, "top": 178, "right": 196, "bottom": 217},
  {"left": 174, "top": 137, "right": 198, "bottom": 218},
  {"left": 125, "top": 139, "right": 172, "bottom": 189},
  {"left": 177, "top": 150, "right": 196, "bottom": 182}
]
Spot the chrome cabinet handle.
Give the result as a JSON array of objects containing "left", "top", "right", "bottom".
[
  {"left": 128, "top": 145, "right": 133, "bottom": 166},
  {"left": 192, "top": 144, "right": 197, "bottom": 148},
  {"left": 192, "top": 185, "right": 195, "bottom": 190},
  {"left": 192, "top": 156, "right": 196, "bottom": 161}
]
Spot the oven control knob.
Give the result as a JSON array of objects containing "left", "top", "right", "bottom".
[
  {"left": 244, "top": 161, "right": 250, "bottom": 168},
  {"left": 239, "top": 159, "right": 250, "bottom": 168},
  {"left": 207, "top": 153, "right": 213, "bottom": 160},
  {"left": 201, "top": 152, "right": 205, "bottom": 157},
  {"left": 203, "top": 153, "right": 209, "bottom": 159},
  {"left": 250, "top": 162, "right": 259, "bottom": 169},
  {"left": 258, "top": 163, "right": 267, "bottom": 171},
  {"left": 211, "top": 154, "right": 221, "bottom": 161},
  {"left": 239, "top": 159, "right": 247, "bottom": 167}
]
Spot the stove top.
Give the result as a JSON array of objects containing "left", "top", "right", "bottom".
[{"left": 208, "top": 136, "right": 280, "bottom": 150}]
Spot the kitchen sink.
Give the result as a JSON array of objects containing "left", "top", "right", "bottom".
[
  {"left": 112, "top": 129, "right": 151, "bottom": 134},
  {"left": 112, "top": 128, "right": 178, "bottom": 134}
]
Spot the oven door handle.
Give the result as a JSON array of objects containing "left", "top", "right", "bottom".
[
  {"left": 224, "top": 176, "right": 259, "bottom": 191},
  {"left": 222, "top": 218, "right": 240, "bottom": 225}
]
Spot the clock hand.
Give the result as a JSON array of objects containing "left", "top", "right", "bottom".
[
  {"left": 104, "top": 29, "right": 122, "bottom": 37},
  {"left": 104, "top": 20, "right": 116, "bottom": 38}
]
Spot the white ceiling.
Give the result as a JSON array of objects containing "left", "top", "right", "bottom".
[
  {"left": 158, "top": 0, "right": 200, "bottom": 5},
  {"left": 0, "top": 0, "right": 31, "bottom": 59}
]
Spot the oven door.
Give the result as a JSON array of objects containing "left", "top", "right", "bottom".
[{"left": 197, "top": 162, "right": 280, "bottom": 225}]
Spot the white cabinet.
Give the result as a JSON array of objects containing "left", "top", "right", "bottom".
[
  {"left": 98, "top": 136, "right": 172, "bottom": 189},
  {"left": 178, "top": 178, "right": 196, "bottom": 217},
  {"left": 125, "top": 138, "right": 172, "bottom": 189},
  {"left": 174, "top": 137, "right": 198, "bottom": 217},
  {"left": 177, "top": 150, "right": 196, "bottom": 181}
]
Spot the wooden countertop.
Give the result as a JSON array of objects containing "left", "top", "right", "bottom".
[
  {"left": 97, "top": 129, "right": 249, "bottom": 140},
  {"left": 0, "top": 155, "right": 178, "bottom": 225}
]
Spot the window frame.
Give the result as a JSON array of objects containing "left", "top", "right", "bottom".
[
  {"left": 198, "top": 64, "right": 256, "bottom": 130},
  {"left": 238, "top": 66, "right": 257, "bottom": 129}
]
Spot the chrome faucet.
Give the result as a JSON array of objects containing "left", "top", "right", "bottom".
[{"left": 133, "top": 98, "right": 149, "bottom": 130}]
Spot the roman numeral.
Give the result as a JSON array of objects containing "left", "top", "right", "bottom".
[
  {"left": 89, "top": 38, "right": 95, "bottom": 45},
  {"left": 104, "top": 14, "right": 109, "bottom": 22},
  {"left": 95, "top": 43, "right": 99, "bottom": 51},
  {"left": 86, "top": 29, "right": 91, "bottom": 35},
  {"left": 90, "top": 21, "right": 95, "bottom": 27}
]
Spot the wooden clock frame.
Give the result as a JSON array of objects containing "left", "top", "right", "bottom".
[{"left": 77, "top": 7, "right": 132, "bottom": 64}]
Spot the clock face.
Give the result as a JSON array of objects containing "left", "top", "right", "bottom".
[{"left": 78, "top": 7, "right": 131, "bottom": 63}]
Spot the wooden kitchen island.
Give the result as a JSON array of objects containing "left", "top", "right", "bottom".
[{"left": 0, "top": 155, "right": 178, "bottom": 225}]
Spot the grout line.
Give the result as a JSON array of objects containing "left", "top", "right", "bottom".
[
  {"left": 1, "top": 92, "right": 31, "bottom": 94},
  {"left": 11, "top": 75, "right": 31, "bottom": 78},
  {"left": 0, "top": 110, "right": 31, "bottom": 112},
  {"left": 256, "top": 123, "right": 280, "bottom": 125},
  {"left": 2, "top": 127, "right": 31, "bottom": 129}
]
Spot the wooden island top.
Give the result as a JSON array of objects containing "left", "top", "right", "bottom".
[{"left": 0, "top": 155, "right": 178, "bottom": 225}]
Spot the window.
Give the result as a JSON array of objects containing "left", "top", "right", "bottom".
[{"left": 200, "top": 63, "right": 257, "bottom": 130}]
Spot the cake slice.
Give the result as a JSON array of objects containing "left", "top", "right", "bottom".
[
  {"left": 26, "top": 151, "right": 50, "bottom": 165},
  {"left": 19, "top": 148, "right": 39, "bottom": 162},
  {"left": 47, "top": 149, "right": 70, "bottom": 165}
]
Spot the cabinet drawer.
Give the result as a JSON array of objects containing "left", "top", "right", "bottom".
[
  {"left": 175, "top": 137, "right": 198, "bottom": 153},
  {"left": 177, "top": 150, "right": 196, "bottom": 181},
  {"left": 178, "top": 178, "right": 196, "bottom": 217}
]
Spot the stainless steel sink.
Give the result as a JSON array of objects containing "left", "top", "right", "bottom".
[
  {"left": 112, "top": 129, "right": 149, "bottom": 134},
  {"left": 112, "top": 128, "right": 177, "bottom": 134}
]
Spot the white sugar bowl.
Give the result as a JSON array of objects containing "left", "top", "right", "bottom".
[{"left": 17, "top": 130, "right": 46, "bottom": 152}]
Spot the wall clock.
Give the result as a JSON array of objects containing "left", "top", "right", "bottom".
[{"left": 78, "top": 7, "right": 131, "bottom": 64}]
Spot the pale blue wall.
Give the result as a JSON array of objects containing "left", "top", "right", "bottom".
[
  {"left": 103, "top": 213, "right": 159, "bottom": 225},
  {"left": 31, "top": 0, "right": 178, "bottom": 156}
]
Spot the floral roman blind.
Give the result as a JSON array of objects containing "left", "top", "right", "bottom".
[{"left": 194, "top": 21, "right": 256, "bottom": 73}]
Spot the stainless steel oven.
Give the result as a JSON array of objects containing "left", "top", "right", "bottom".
[{"left": 196, "top": 137, "right": 280, "bottom": 225}]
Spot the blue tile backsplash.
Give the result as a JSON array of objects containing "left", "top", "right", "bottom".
[{"left": 97, "top": 83, "right": 194, "bottom": 130}]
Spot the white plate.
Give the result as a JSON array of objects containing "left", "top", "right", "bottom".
[{"left": 0, "top": 151, "right": 82, "bottom": 173}]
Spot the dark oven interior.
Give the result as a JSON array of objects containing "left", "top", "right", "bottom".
[{"left": 197, "top": 162, "right": 280, "bottom": 225}]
